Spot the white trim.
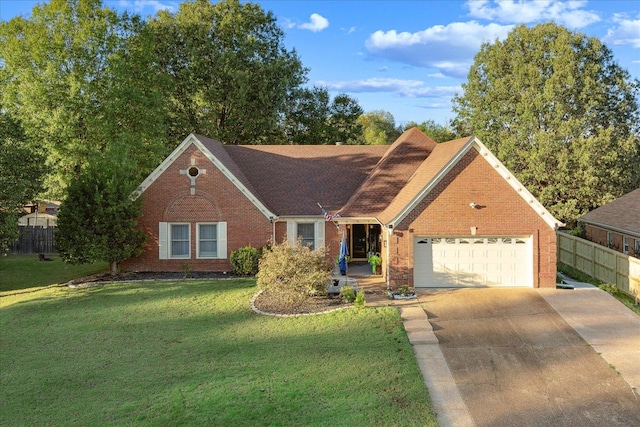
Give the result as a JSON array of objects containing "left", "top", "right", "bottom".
[
  {"left": 133, "top": 134, "right": 276, "bottom": 220},
  {"left": 159, "top": 222, "right": 168, "bottom": 259},
  {"left": 218, "top": 221, "right": 227, "bottom": 259},
  {"left": 286, "top": 219, "right": 323, "bottom": 250},
  {"left": 388, "top": 136, "right": 563, "bottom": 230}
]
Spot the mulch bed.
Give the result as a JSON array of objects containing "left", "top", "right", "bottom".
[{"left": 252, "top": 290, "right": 351, "bottom": 315}]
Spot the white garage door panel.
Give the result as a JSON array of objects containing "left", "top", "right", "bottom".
[{"left": 414, "top": 237, "right": 532, "bottom": 288}]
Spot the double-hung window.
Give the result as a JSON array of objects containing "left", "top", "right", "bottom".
[
  {"left": 159, "top": 222, "right": 227, "bottom": 259},
  {"left": 170, "top": 224, "right": 190, "bottom": 258},
  {"left": 297, "top": 223, "right": 315, "bottom": 250},
  {"left": 197, "top": 223, "right": 218, "bottom": 258},
  {"left": 623, "top": 236, "right": 629, "bottom": 254}
]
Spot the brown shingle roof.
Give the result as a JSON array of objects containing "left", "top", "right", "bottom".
[
  {"left": 339, "top": 128, "right": 437, "bottom": 217},
  {"left": 579, "top": 188, "right": 640, "bottom": 236},
  {"left": 224, "top": 144, "right": 388, "bottom": 215},
  {"left": 377, "top": 137, "right": 471, "bottom": 224}
]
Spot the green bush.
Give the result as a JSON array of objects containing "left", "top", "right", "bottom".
[
  {"left": 354, "top": 290, "right": 366, "bottom": 308},
  {"left": 256, "top": 239, "right": 333, "bottom": 307},
  {"left": 230, "top": 245, "right": 262, "bottom": 276},
  {"left": 340, "top": 285, "right": 356, "bottom": 302}
]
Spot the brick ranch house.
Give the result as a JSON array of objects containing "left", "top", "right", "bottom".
[
  {"left": 579, "top": 188, "right": 640, "bottom": 258},
  {"left": 122, "top": 128, "right": 563, "bottom": 289}
]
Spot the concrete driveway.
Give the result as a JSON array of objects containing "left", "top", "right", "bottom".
[{"left": 415, "top": 288, "right": 640, "bottom": 427}]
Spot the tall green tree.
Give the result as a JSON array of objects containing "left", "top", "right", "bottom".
[
  {"left": 149, "top": 0, "right": 307, "bottom": 145},
  {"left": 284, "top": 87, "right": 363, "bottom": 145},
  {"left": 453, "top": 23, "right": 640, "bottom": 225},
  {"left": 0, "top": 0, "right": 169, "bottom": 197},
  {"left": 357, "top": 110, "right": 400, "bottom": 145},
  {"left": 0, "top": 110, "right": 46, "bottom": 253},
  {"left": 55, "top": 143, "right": 146, "bottom": 275},
  {"left": 403, "top": 119, "right": 459, "bottom": 143}
]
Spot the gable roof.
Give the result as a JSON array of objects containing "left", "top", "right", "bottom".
[
  {"left": 338, "top": 127, "right": 437, "bottom": 218},
  {"left": 378, "top": 136, "right": 563, "bottom": 230},
  {"left": 134, "top": 134, "right": 276, "bottom": 219},
  {"left": 579, "top": 188, "right": 640, "bottom": 238},
  {"left": 135, "top": 129, "right": 561, "bottom": 229}
]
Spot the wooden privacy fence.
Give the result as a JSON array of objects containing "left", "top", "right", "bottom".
[
  {"left": 557, "top": 232, "right": 639, "bottom": 299},
  {"left": 9, "top": 226, "right": 57, "bottom": 254}
]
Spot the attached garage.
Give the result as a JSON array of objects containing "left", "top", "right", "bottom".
[{"left": 414, "top": 236, "right": 533, "bottom": 288}]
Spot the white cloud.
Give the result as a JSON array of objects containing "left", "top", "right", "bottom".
[
  {"left": 316, "top": 77, "right": 460, "bottom": 98},
  {"left": 465, "top": 0, "right": 600, "bottom": 28},
  {"left": 365, "top": 21, "right": 512, "bottom": 77},
  {"left": 604, "top": 15, "right": 640, "bottom": 48},
  {"left": 118, "top": 0, "right": 176, "bottom": 14},
  {"left": 298, "top": 13, "right": 329, "bottom": 32}
]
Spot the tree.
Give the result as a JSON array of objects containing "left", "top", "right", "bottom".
[
  {"left": 0, "top": 0, "right": 170, "bottom": 197},
  {"left": 357, "top": 110, "right": 401, "bottom": 145},
  {"left": 55, "top": 145, "right": 147, "bottom": 275},
  {"left": 149, "top": 0, "right": 307, "bottom": 145},
  {"left": 284, "top": 87, "right": 363, "bottom": 145},
  {"left": 0, "top": 110, "right": 46, "bottom": 253},
  {"left": 403, "top": 119, "right": 459, "bottom": 143},
  {"left": 452, "top": 23, "right": 640, "bottom": 225}
]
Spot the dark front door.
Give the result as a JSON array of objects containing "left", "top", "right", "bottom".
[
  {"left": 352, "top": 224, "right": 367, "bottom": 259},
  {"left": 350, "top": 224, "right": 381, "bottom": 260}
]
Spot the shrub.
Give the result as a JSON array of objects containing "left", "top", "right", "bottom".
[
  {"left": 230, "top": 245, "right": 262, "bottom": 276},
  {"left": 354, "top": 290, "right": 366, "bottom": 308},
  {"left": 340, "top": 285, "right": 356, "bottom": 302},
  {"left": 256, "top": 239, "right": 333, "bottom": 307}
]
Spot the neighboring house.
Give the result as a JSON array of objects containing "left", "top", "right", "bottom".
[
  {"left": 579, "top": 188, "right": 640, "bottom": 258},
  {"left": 122, "top": 128, "right": 562, "bottom": 288}
]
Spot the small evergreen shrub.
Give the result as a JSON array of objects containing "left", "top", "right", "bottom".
[
  {"left": 340, "top": 285, "right": 356, "bottom": 302},
  {"left": 230, "top": 245, "right": 262, "bottom": 276},
  {"left": 354, "top": 290, "right": 366, "bottom": 308},
  {"left": 256, "top": 239, "right": 333, "bottom": 307}
]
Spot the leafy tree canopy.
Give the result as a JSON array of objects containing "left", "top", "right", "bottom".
[
  {"left": 148, "top": 0, "right": 308, "bottom": 145},
  {"left": 453, "top": 23, "right": 640, "bottom": 225},
  {"left": 357, "top": 110, "right": 401, "bottom": 145},
  {"left": 403, "top": 119, "right": 460, "bottom": 143},
  {"left": 55, "top": 143, "right": 147, "bottom": 274},
  {"left": 0, "top": 110, "right": 46, "bottom": 253}
]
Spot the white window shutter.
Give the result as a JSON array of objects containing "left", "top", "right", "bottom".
[
  {"left": 287, "top": 221, "right": 295, "bottom": 245},
  {"left": 158, "top": 222, "right": 168, "bottom": 259},
  {"left": 218, "top": 222, "right": 227, "bottom": 259},
  {"left": 316, "top": 220, "right": 325, "bottom": 249}
]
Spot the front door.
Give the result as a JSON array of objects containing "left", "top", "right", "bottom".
[{"left": 350, "top": 224, "right": 381, "bottom": 261}]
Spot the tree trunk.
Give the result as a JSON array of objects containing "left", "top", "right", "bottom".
[{"left": 110, "top": 261, "right": 118, "bottom": 276}]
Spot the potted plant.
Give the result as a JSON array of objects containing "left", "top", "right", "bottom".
[
  {"left": 368, "top": 252, "right": 382, "bottom": 274},
  {"left": 393, "top": 285, "right": 417, "bottom": 299}
]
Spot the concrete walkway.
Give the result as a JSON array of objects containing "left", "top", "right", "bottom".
[{"left": 362, "top": 280, "right": 640, "bottom": 427}]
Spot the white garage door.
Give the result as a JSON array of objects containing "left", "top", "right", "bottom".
[{"left": 414, "top": 237, "right": 533, "bottom": 288}]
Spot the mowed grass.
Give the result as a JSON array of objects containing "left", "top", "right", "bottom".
[
  {"left": 0, "top": 254, "right": 108, "bottom": 292},
  {"left": 0, "top": 279, "right": 437, "bottom": 426}
]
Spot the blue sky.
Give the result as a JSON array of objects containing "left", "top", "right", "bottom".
[{"left": 1, "top": 0, "right": 639, "bottom": 126}]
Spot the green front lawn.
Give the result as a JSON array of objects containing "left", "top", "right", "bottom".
[
  {"left": 0, "top": 254, "right": 108, "bottom": 292},
  {"left": 0, "top": 279, "right": 436, "bottom": 426}
]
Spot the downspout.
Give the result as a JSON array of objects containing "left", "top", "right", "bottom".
[{"left": 385, "top": 225, "right": 392, "bottom": 294}]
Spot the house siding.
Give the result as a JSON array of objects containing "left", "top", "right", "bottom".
[
  {"left": 584, "top": 224, "right": 639, "bottom": 257},
  {"left": 389, "top": 149, "right": 557, "bottom": 288},
  {"left": 122, "top": 145, "right": 272, "bottom": 272}
]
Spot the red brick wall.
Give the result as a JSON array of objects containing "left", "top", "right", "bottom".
[
  {"left": 584, "top": 224, "right": 638, "bottom": 256},
  {"left": 390, "top": 149, "right": 557, "bottom": 288},
  {"left": 122, "top": 144, "right": 272, "bottom": 272}
]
